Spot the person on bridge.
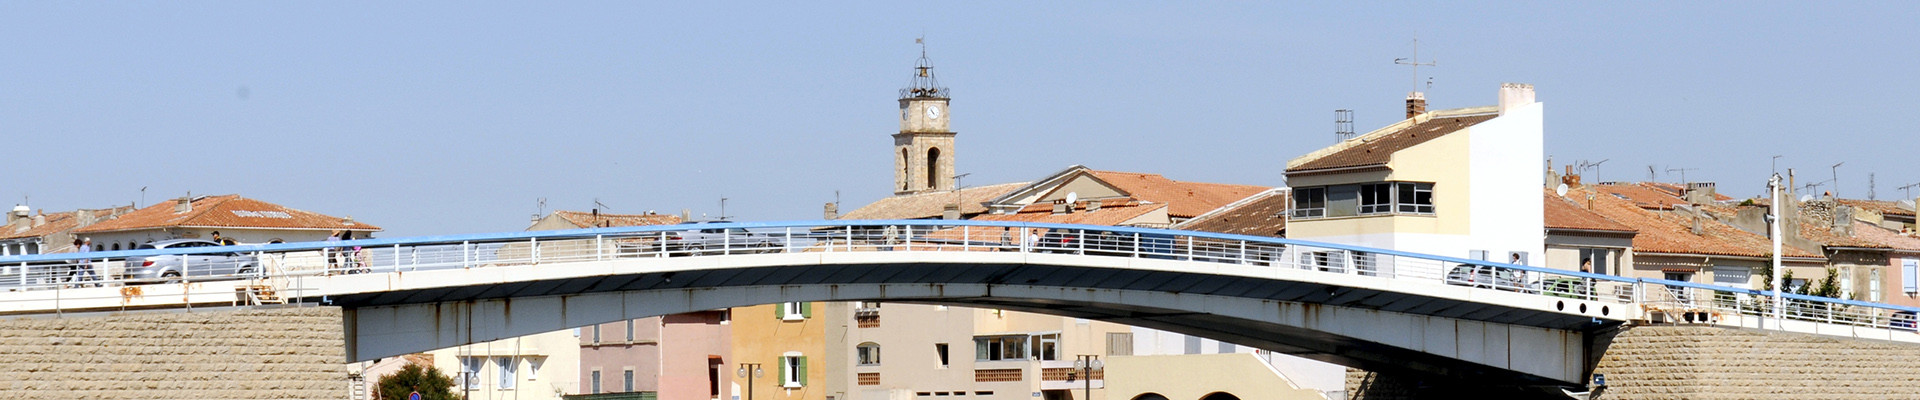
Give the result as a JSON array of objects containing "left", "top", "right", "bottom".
[
  {"left": 999, "top": 227, "right": 1013, "bottom": 252},
  {"left": 210, "top": 231, "right": 238, "bottom": 246},
  {"left": 325, "top": 230, "right": 343, "bottom": 273}
]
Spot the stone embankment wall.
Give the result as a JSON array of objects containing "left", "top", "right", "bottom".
[
  {"left": 0, "top": 306, "right": 345, "bottom": 399},
  {"left": 1348, "top": 325, "right": 1920, "bottom": 399}
]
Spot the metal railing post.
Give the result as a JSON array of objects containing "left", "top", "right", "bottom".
[
  {"left": 392, "top": 244, "right": 400, "bottom": 273},
  {"left": 1239, "top": 241, "right": 1247, "bottom": 265},
  {"left": 462, "top": 241, "right": 471, "bottom": 269},
  {"left": 596, "top": 234, "right": 604, "bottom": 261},
  {"left": 845, "top": 226, "right": 853, "bottom": 252},
  {"left": 963, "top": 226, "right": 970, "bottom": 252},
  {"left": 530, "top": 237, "right": 540, "bottom": 264},
  {"left": 784, "top": 228, "right": 793, "bottom": 253}
]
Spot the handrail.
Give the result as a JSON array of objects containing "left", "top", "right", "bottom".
[{"left": 0, "top": 219, "right": 1914, "bottom": 329}]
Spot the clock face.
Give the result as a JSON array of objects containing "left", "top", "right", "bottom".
[{"left": 925, "top": 105, "right": 942, "bottom": 120}]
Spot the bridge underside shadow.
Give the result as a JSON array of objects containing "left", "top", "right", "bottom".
[{"left": 326, "top": 260, "right": 1617, "bottom": 386}]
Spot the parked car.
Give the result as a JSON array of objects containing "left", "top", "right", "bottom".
[
  {"left": 648, "top": 221, "right": 783, "bottom": 256},
  {"left": 121, "top": 239, "right": 261, "bottom": 282},
  {"left": 1892, "top": 310, "right": 1917, "bottom": 332},
  {"left": 1445, "top": 264, "right": 1525, "bottom": 292}
]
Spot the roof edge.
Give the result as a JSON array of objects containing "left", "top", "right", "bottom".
[{"left": 1285, "top": 106, "right": 1499, "bottom": 170}]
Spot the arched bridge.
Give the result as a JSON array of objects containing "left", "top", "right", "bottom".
[{"left": 0, "top": 220, "right": 1913, "bottom": 387}]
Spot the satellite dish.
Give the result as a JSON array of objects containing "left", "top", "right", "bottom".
[
  {"left": 1555, "top": 183, "right": 1569, "bottom": 197},
  {"left": 1065, "top": 192, "right": 1078, "bottom": 204}
]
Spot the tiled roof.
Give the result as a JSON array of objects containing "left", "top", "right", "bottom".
[
  {"left": 1566, "top": 185, "right": 1820, "bottom": 259},
  {"left": 76, "top": 195, "right": 380, "bottom": 233},
  {"left": 841, "top": 182, "right": 1029, "bottom": 220},
  {"left": 1542, "top": 190, "right": 1635, "bottom": 234},
  {"left": 1838, "top": 199, "right": 1916, "bottom": 218},
  {"left": 1084, "top": 170, "right": 1270, "bottom": 218},
  {"left": 1850, "top": 222, "right": 1920, "bottom": 252},
  {"left": 1640, "top": 182, "right": 1736, "bottom": 202},
  {"left": 921, "top": 203, "right": 1168, "bottom": 242},
  {"left": 1173, "top": 189, "right": 1288, "bottom": 237},
  {"left": 551, "top": 210, "right": 682, "bottom": 228},
  {"left": 1285, "top": 112, "right": 1498, "bottom": 173}
]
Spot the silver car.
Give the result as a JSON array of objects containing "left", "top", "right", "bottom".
[{"left": 121, "top": 239, "right": 261, "bottom": 282}]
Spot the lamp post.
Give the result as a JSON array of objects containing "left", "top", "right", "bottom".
[
  {"left": 1074, "top": 355, "right": 1103, "bottom": 400},
  {"left": 736, "top": 363, "right": 763, "bottom": 400}
]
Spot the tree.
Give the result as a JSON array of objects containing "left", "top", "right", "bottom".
[{"left": 377, "top": 363, "right": 458, "bottom": 400}]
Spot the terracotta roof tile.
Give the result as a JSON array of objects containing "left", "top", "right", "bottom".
[
  {"left": 1562, "top": 185, "right": 1819, "bottom": 259},
  {"left": 1850, "top": 222, "right": 1920, "bottom": 251},
  {"left": 841, "top": 183, "right": 1028, "bottom": 220},
  {"left": 1084, "top": 170, "right": 1270, "bottom": 218},
  {"left": 550, "top": 210, "right": 682, "bottom": 228},
  {"left": 1838, "top": 199, "right": 1916, "bottom": 218},
  {"left": 1286, "top": 113, "right": 1498, "bottom": 173},
  {"left": 75, "top": 195, "right": 380, "bottom": 234},
  {"left": 1174, "top": 189, "right": 1288, "bottom": 237},
  {"left": 0, "top": 206, "right": 134, "bottom": 241},
  {"left": 1542, "top": 190, "right": 1635, "bottom": 234}
]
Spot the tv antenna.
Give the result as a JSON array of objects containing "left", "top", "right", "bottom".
[
  {"left": 1666, "top": 167, "right": 1698, "bottom": 184},
  {"left": 1830, "top": 162, "right": 1844, "bottom": 199},
  {"left": 1335, "top": 110, "right": 1355, "bottom": 142},
  {"left": 1897, "top": 182, "right": 1920, "bottom": 199},
  {"left": 718, "top": 196, "right": 730, "bottom": 221},
  {"left": 1646, "top": 165, "right": 1657, "bottom": 182},
  {"left": 1868, "top": 173, "right": 1876, "bottom": 200},
  {"left": 593, "top": 198, "right": 612, "bottom": 211},
  {"left": 1393, "top": 38, "right": 1436, "bottom": 94},
  {"left": 1577, "top": 159, "right": 1609, "bottom": 182}
]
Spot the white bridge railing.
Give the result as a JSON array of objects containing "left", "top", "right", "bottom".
[{"left": 0, "top": 220, "right": 1913, "bottom": 337}]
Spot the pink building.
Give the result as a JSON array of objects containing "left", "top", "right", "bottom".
[{"left": 579, "top": 311, "right": 732, "bottom": 399}]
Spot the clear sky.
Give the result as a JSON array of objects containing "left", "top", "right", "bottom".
[{"left": 3, "top": 2, "right": 1916, "bottom": 237}]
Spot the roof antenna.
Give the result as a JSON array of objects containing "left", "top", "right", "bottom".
[
  {"left": 1334, "top": 109, "right": 1355, "bottom": 142},
  {"left": 1394, "top": 37, "right": 1437, "bottom": 96},
  {"left": 1897, "top": 182, "right": 1920, "bottom": 199}
]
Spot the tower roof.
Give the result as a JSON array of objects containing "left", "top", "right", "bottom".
[{"left": 900, "top": 39, "right": 949, "bottom": 100}]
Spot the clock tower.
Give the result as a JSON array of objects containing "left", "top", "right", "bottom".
[{"left": 894, "top": 43, "right": 955, "bottom": 195}]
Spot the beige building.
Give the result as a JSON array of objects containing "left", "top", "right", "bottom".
[{"left": 0, "top": 205, "right": 134, "bottom": 254}]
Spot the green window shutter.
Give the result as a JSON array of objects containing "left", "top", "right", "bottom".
[
  {"left": 800, "top": 302, "right": 813, "bottom": 318},
  {"left": 775, "top": 303, "right": 783, "bottom": 319},
  {"left": 797, "top": 356, "right": 808, "bottom": 386},
  {"left": 778, "top": 357, "right": 788, "bottom": 385}
]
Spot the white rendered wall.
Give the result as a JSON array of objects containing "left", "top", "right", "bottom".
[{"left": 1466, "top": 100, "right": 1547, "bottom": 266}]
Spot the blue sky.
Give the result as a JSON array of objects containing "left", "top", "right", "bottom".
[{"left": 3, "top": 2, "right": 1916, "bottom": 237}]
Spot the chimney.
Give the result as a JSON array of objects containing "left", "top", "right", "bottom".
[
  {"left": 1684, "top": 182, "right": 1718, "bottom": 204},
  {"left": 1052, "top": 201, "right": 1071, "bottom": 215},
  {"left": 1405, "top": 92, "right": 1427, "bottom": 119},
  {"left": 76, "top": 210, "right": 95, "bottom": 227},
  {"left": 823, "top": 202, "right": 839, "bottom": 220},
  {"left": 31, "top": 213, "right": 45, "bottom": 228},
  {"left": 6, "top": 204, "right": 23, "bottom": 227},
  {"left": 942, "top": 204, "right": 961, "bottom": 220},
  {"left": 1833, "top": 205, "right": 1855, "bottom": 237},
  {"left": 1686, "top": 205, "right": 1705, "bottom": 235},
  {"left": 174, "top": 197, "right": 192, "bottom": 214},
  {"left": 1498, "top": 83, "right": 1536, "bottom": 115}
]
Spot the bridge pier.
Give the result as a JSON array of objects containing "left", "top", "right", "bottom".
[{"left": 1348, "top": 324, "right": 1920, "bottom": 399}]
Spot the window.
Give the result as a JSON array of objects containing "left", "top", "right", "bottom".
[
  {"left": 626, "top": 320, "right": 635, "bottom": 342},
  {"left": 935, "top": 343, "right": 950, "bottom": 367},
  {"left": 1579, "top": 248, "right": 1611, "bottom": 275},
  {"left": 858, "top": 342, "right": 882, "bottom": 365},
  {"left": 592, "top": 325, "right": 602, "bottom": 344},
  {"left": 1107, "top": 332, "right": 1133, "bottom": 356},
  {"left": 1291, "top": 187, "right": 1326, "bottom": 218},
  {"left": 496, "top": 357, "right": 515, "bottom": 389},
  {"left": 780, "top": 302, "right": 809, "bottom": 320},
  {"left": 709, "top": 358, "right": 723, "bottom": 398},
  {"left": 1904, "top": 258, "right": 1918, "bottom": 296},
  {"left": 623, "top": 369, "right": 634, "bottom": 392},
  {"left": 927, "top": 148, "right": 941, "bottom": 189},
  {"left": 1870, "top": 270, "right": 1883, "bottom": 302},
  {"left": 779, "top": 354, "right": 807, "bottom": 388},
  {"left": 973, "top": 335, "right": 1027, "bottom": 361},
  {"left": 1029, "top": 333, "right": 1059, "bottom": 361},
  {"left": 1840, "top": 267, "right": 1854, "bottom": 299},
  {"left": 591, "top": 370, "right": 602, "bottom": 394},
  {"left": 1712, "top": 266, "right": 1751, "bottom": 289},
  {"left": 1666, "top": 272, "right": 1694, "bottom": 304},
  {"left": 457, "top": 357, "right": 484, "bottom": 389},
  {"left": 1395, "top": 182, "right": 1434, "bottom": 214},
  {"left": 1359, "top": 183, "right": 1393, "bottom": 214}
]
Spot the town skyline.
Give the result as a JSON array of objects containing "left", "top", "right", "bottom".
[{"left": 4, "top": 2, "right": 1916, "bottom": 237}]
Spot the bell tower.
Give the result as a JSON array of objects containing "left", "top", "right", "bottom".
[{"left": 894, "top": 40, "right": 955, "bottom": 195}]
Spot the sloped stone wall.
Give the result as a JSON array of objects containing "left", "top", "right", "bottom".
[
  {"left": 0, "top": 306, "right": 346, "bottom": 399},
  {"left": 1348, "top": 325, "right": 1920, "bottom": 399}
]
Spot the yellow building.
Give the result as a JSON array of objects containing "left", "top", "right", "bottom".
[{"left": 732, "top": 302, "right": 828, "bottom": 400}]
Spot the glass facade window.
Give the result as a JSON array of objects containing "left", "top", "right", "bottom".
[
  {"left": 1291, "top": 187, "right": 1326, "bottom": 218},
  {"left": 1291, "top": 182, "right": 1433, "bottom": 219}
]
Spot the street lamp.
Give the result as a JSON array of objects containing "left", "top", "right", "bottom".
[
  {"left": 1074, "top": 355, "right": 1104, "bottom": 400},
  {"left": 736, "top": 363, "right": 764, "bottom": 400}
]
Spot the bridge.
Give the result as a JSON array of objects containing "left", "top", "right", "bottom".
[{"left": 1, "top": 220, "right": 1915, "bottom": 391}]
